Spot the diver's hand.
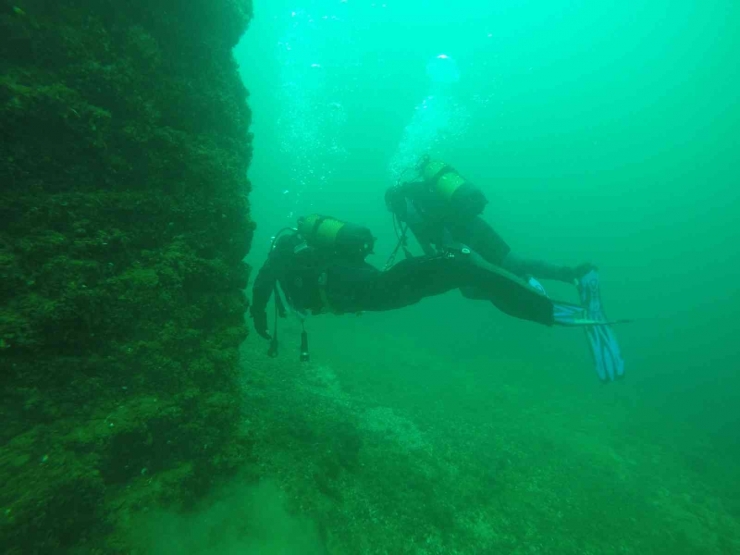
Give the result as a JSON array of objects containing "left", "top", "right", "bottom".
[{"left": 251, "top": 310, "right": 271, "bottom": 340}]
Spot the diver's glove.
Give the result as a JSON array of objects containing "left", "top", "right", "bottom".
[{"left": 250, "top": 308, "right": 271, "bottom": 340}]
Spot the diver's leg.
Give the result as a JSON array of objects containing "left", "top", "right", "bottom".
[
  {"left": 356, "top": 251, "right": 556, "bottom": 326},
  {"left": 349, "top": 255, "right": 463, "bottom": 312},
  {"left": 323, "top": 260, "right": 459, "bottom": 314},
  {"left": 448, "top": 216, "right": 511, "bottom": 266},
  {"left": 457, "top": 251, "right": 557, "bottom": 325},
  {"left": 459, "top": 286, "right": 490, "bottom": 300}
]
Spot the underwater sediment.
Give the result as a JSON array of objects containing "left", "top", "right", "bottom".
[{"left": 0, "top": 0, "right": 254, "bottom": 551}]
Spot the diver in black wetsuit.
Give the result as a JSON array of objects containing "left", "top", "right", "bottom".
[
  {"left": 384, "top": 156, "right": 595, "bottom": 291},
  {"left": 249, "top": 214, "right": 567, "bottom": 342},
  {"left": 382, "top": 159, "right": 629, "bottom": 382}
]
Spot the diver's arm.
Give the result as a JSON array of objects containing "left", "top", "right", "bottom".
[
  {"left": 250, "top": 257, "right": 278, "bottom": 339},
  {"left": 398, "top": 186, "right": 438, "bottom": 256},
  {"left": 418, "top": 240, "right": 437, "bottom": 257},
  {"left": 406, "top": 220, "right": 437, "bottom": 256}
]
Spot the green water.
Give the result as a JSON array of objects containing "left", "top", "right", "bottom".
[{"left": 220, "top": 1, "right": 740, "bottom": 553}]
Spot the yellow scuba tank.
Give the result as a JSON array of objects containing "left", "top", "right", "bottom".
[
  {"left": 418, "top": 156, "right": 488, "bottom": 220},
  {"left": 297, "top": 214, "right": 375, "bottom": 260}
]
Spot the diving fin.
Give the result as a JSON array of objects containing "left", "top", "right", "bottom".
[
  {"left": 576, "top": 270, "right": 625, "bottom": 382},
  {"left": 523, "top": 272, "right": 626, "bottom": 382}
]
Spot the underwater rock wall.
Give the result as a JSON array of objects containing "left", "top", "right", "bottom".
[{"left": 0, "top": 0, "right": 253, "bottom": 551}]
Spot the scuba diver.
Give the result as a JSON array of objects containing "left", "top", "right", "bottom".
[
  {"left": 384, "top": 156, "right": 626, "bottom": 381},
  {"left": 250, "top": 214, "right": 616, "bottom": 370},
  {"left": 384, "top": 156, "right": 596, "bottom": 284}
]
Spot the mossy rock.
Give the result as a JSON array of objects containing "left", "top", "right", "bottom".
[{"left": 0, "top": 0, "right": 254, "bottom": 551}]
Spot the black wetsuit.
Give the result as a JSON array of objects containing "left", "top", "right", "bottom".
[
  {"left": 249, "top": 232, "right": 556, "bottom": 338},
  {"left": 389, "top": 180, "right": 579, "bottom": 284}
]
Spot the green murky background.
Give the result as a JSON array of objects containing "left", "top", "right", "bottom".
[{"left": 230, "top": 1, "right": 739, "bottom": 552}]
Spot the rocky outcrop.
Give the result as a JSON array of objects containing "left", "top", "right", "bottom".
[{"left": 0, "top": 1, "right": 254, "bottom": 551}]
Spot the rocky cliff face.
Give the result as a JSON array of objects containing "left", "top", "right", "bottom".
[{"left": 0, "top": 1, "right": 254, "bottom": 551}]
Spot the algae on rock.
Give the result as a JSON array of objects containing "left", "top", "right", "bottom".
[{"left": 0, "top": 0, "right": 254, "bottom": 552}]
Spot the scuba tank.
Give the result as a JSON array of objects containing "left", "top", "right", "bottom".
[
  {"left": 417, "top": 156, "right": 488, "bottom": 221},
  {"left": 297, "top": 214, "right": 375, "bottom": 261}
]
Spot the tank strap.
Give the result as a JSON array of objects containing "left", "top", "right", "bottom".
[
  {"left": 426, "top": 164, "right": 455, "bottom": 183},
  {"left": 310, "top": 216, "right": 327, "bottom": 236}
]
